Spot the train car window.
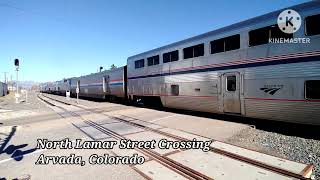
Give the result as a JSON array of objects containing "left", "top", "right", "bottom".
[
  {"left": 135, "top": 59, "right": 144, "bottom": 68},
  {"left": 147, "top": 57, "right": 153, "bottom": 66},
  {"left": 163, "top": 50, "right": 179, "bottom": 63},
  {"left": 154, "top": 55, "right": 159, "bottom": 65},
  {"left": 183, "top": 43, "right": 204, "bottom": 59},
  {"left": 163, "top": 53, "right": 170, "bottom": 63},
  {"left": 183, "top": 46, "right": 194, "bottom": 59},
  {"left": 225, "top": 34, "right": 240, "bottom": 51},
  {"left": 249, "top": 25, "right": 293, "bottom": 46},
  {"left": 305, "top": 80, "right": 320, "bottom": 99},
  {"left": 171, "top": 85, "right": 179, "bottom": 96},
  {"left": 194, "top": 44, "right": 204, "bottom": 57},
  {"left": 270, "top": 25, "right": 293, "bottom": 39},
  {"left": 171, "top": 50, "right": 179, "bottom": 62},
  {"left": 211, "top": 34, "right": 240, "bottom": 54},
  {"left": 226, "top": 76, "right": 236, "bottom": 91},
  {"left": 211, "top": 38, "right": 224, "bottom": 54},
  {"left": 305, "top": 14, "right": 320, "bottom": 36},
  {"left": 249, "top": 26, "right": 270, "bottom": 46},
  {"left": 147, "top": 55, "right": 159, "bottom": 66}
]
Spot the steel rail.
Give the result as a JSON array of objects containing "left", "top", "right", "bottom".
[
  {"left": 40, "top": 93, "right": 313, "bottom": 179},
  {"left": 41, "top": 93, "right": 212, "bottom": 180},
  {"left": 85, "top": 120, "right": 213, "bottom": 180}
]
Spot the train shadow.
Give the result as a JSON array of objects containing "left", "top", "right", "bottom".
[{"left": 0, "top": 126, "right": 37, "bottom": 161}]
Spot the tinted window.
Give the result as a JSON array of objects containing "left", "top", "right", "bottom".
[
  {"left": 211, "top": 39, "right": 224, "bottom": 54},
  {"left": 305, "top": 14, "right": 320, "bottom": 36},
  {"left": 171, "top": 50, "right": 179, "bottom": 62},
  {"left": 163, "top": 50, "right": 179, "bottom": 63},
  {"left": 227, "top": 76, "right": 236, "bottom": 91},
  {"left": 154, "top": 55, "right": 159, "bottom": 65},
  {"left": 305, "top": 80, "right": 320, "bottom": 99},
  {"left": 163, "top": 53, "right": 170, "bottom": 63},
  {"left": 225, "top": 34, "right": 240, "bottom": 51},
  {"left": 183, "top": 46, "right": 193, "bottom": 59},
  {"left": 147, "top": 57, "right": 153, "bottom": 66},
  {"left": 147, "top": 55, "right": 159, "bottom": 66},
  {"left": 194, "top": 44, "right": 204, "bottom": 57},
  {"left": 211, "top": 34, "right": 240, "bottom": 54},
  {"left": 270, "top": 25, "right": 293, "bottom": 39},
  {"left": 183, "top": 43, "right": 204, "bottom": 59},
  {"left": 249, "top": 25, "right": 293, "bottom": 46},
  {"left": 249, "top": 26, "right": 270, "bottom": 46},
  {"left": 135, "top": 59, "right": 144, "bottom": 69}
]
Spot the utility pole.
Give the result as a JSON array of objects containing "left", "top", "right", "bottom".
[
  {"left": 3, "top": 72, "right": 8, "bottom": 83},
  {"left": 10, "top": 75, "right": 13, "bottom": 91}
]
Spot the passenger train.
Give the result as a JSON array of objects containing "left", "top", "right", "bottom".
[{"left": 40, "top": 2, "right": 320, "bottom": 125}]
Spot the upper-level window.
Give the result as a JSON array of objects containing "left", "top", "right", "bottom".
[
  {"left": 211, "top": 34, "right": 240, "bottom": 54},
  {"left": 147, "top": 55, "right": 160, "bottom": 66},
  {"left": 249, "top": 25, "right": 293, "bottom": 46},
  {"left": 163, "top": 50, "right": 179, "bottom": 63},
  {"left": 183, "top": 43, "right": 204, "bottom": 59},
  {"left": 305, "top": 14, "right": 320, "bottom": 36},
  {"left": 134, "top": 59, "right": 144, "bottom": 69}
]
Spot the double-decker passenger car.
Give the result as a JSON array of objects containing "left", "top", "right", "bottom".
[
  {"left": 127, "top": 2, "right": 320, "bottom": 124},
  {"left": 40, "top": 82, "right": 56, "bottom": 94},
  {"left": 69, "top": 66, "right": 127, "bottom": 100}
]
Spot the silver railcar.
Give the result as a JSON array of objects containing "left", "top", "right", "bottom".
[
  {"left": 127, "top": 2, "right": 320, "bottom": 124},
  {"left": 43, "top": 82, "right": 55, "bottom": 93},
  {"left": 70, "top": 66, "right": 127, "bottom": 99}
]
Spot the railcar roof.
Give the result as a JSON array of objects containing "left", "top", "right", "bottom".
[
  {"left": 75, "top": 66, "right": 123, "bottom": 79},
  {"left": 128, "top": 1, "right": 319, "bottom": 59}
]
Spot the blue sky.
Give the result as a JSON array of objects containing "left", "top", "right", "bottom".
[{"left": 0, "top": 0, "right": 309, "bottom": 82}]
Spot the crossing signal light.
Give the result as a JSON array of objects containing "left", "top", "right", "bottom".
[{"left": 14, "top": 59, "right": 19, "bottom": 67}]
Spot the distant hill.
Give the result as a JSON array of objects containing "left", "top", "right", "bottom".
[{"left": 8, "top": 81, "right": 39, "bottom": 90}]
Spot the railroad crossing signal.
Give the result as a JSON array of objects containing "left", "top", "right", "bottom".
[
  {"left": 14, "top": 59, "right": 19, "bottom": 67},
  {"left": 14, "top": 58, "right": 20, "bottom": 103}
]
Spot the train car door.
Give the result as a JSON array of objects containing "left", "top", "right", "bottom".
[
  {"left": 103, "top": 76, "right": 109, "bottom": 93},
  {"left": 222, "top": 72, "right": 241, "bottom": 114},
  {"left": 76, "top": 80, "right": 80, "bottom": 94}
]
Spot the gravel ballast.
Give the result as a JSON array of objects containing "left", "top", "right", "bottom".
[{"left": 227, "top": 127, "right": 320, "bottom": 179}]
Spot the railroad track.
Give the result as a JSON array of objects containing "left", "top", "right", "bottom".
[
  {"left": 39, "top": 93, "right": 314, "bottom": 179},
  {"left": 37, "top": 94, "right": 82, "bottom": 119},
  {"left": 85, "top": 120, "right": 212, "bottom": 180},
  {"left": 38, "top": 93, "right": 211, "bottom": 179}
]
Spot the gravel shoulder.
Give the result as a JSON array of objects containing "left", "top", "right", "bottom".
[
  {"left": 0, "top": 91, "right": 60, "bottom": 125},
  {"left": 227, "top": 127, "right": 320, "bottom": 179}
]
